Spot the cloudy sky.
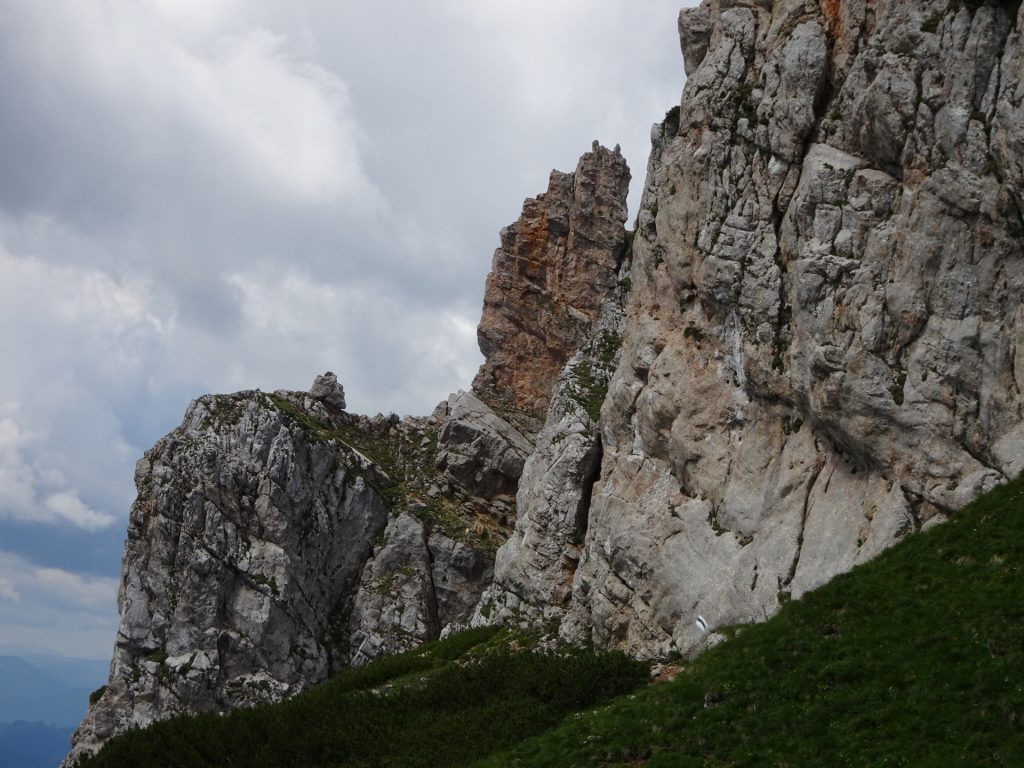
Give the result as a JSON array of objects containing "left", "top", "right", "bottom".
[{"left": 0, "top": 0, "right": 692, "bottom": 659}]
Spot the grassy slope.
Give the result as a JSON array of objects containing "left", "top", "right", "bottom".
[
  {"left": 476, "top": 475, "right": 1024, "bottom": 767},
  {"left": 75, "top": 627, "right": 648, "bottom": 768},
  {"left": 79, "top": 475, "right": 1024, "bottom": 767}
]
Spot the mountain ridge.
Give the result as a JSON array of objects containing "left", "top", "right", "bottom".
[{"left": 65, "top": 0, "right": 1024, "bottom": 763}]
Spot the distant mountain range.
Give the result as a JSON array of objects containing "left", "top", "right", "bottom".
[
  {"left": 0, "top": 722, "right": 75, "bottom": 768},
  {"left": 0, "top": 656, "right": 99, "bottom": 725},
  {"left": 0, "top": 654, "right": 108, "bottom": 768}
]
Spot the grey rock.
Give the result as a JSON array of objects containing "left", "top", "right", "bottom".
[
  {"left": 345, "top": 512, "right": 495, "bottom": 667},
  {"left": 66, "top": 391, "right": 500, "bottom": 765},
  {"left": 436, "top": 391, "right": 534, "bottom": 499},
  {"left": 65, "top": 391, "right": 389, "bottom": 764},
  {"left": 429, "top": 530, "right": 494, "bottom": 629},
  {"left": 310, "top": 371, "right": 346, "bottom": 410},
  {"left": 345, "top": 513, "right": 437, "bottom": 666},
  {"left": 679, "top": 6, "right": 714, "bottom": 76},
  {"left": 488, "top": 0, "right": 1024, "bottom": 661},
  {"left": 474, "top": 294, "right": 626, "bottom": 629}
]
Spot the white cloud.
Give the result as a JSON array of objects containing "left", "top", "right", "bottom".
[
  {"left": 0, "top": 414, "right": 117, "bottom": 531},
  {"left": 34, "top": 566, "right": 120, "bottom": 609},
  {"left": 4, "top": 0, "right": 382, "bottom": 211},
  {"left": 0, "top": 416, "right": 40, "bottom": 516},
  {"left": 213, "top": 268, "right": 480, "bottom": 414},
  {"left": 0, "top": 551, "right": 118, "bottom": 657},
  {"left": 0, "top": 246, "right": 164, "bottom": 384},
  {"left": 0, "top": 249, "right": 162, "bottom": 529},
  {"left": 43, "top": 492, "right": 116, "bottom": 533},
  {"left": 146, "top": 0, "right": 241, "bottom": 37},
  {"left": 201, "top": 29, "right": 378, "bottom": 205},
  {"left": 0, "top": 578, "right": 19, "bottom": 603},
  {"left": 0, "top": 551, "right": 119, "bottom": 611}
]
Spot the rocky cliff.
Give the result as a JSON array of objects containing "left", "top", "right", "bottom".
[
  {"left": 482, "top": 0, "right": 1024, "bottom": 659},
  {"left": 69, "top": 0, "right": 1024, "bottom": 762},
  {"left": 66, "top": 149, "right": 631, "bottom": 763},
  {"left": 63, "top": 378, "right": 502, "bottom": 763},
  {"left": 473, "top": 144, "right": 630, "bottom": 434}
]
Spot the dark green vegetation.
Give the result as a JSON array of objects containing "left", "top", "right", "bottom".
[
  {"left": 566, "top": 330, "right": 622, "bottom": 422},
  {"left": 75, "top": 627, "right": 648, "bottom": 768},
  {"left": 477, "top": 474, "right": 1024, "bottom": 767},
  {"left": 663, "top": 105, "right": 681, "bottom": 136},
  {"left": 0, "top": 656, "right": 94, "bottom": 725}
]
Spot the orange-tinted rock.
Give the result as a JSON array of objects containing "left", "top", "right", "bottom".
[{"left": 472, "top": 143, "right": 630, "bottom": 432}]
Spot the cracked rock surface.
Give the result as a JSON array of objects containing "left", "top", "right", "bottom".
[
  {"left": 551, "top": 0, "right": 1024, "bottom": 659},
  {"left": 64, "top": 385, "right": 499, "bottom": 765},
  {"left": 473, "top": 144, "right": 631, "bottom": 434}
]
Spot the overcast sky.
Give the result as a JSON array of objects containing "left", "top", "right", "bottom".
[{"left": 0, "top": 0, "right": 692, "bottom": 659}]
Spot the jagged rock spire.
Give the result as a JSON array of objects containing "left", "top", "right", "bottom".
[{"left": 472, "top": 144, "right": 630, "bottom": 433}]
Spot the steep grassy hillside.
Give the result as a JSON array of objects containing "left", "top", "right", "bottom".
[
  {"left": 74, "top": 627, "right": 647, "bottom": 768},
  {"left": 477, "top": 474, "right": 1024, "bottom": 767},
  {"left": 79, "top": 473, "right": 1024, "bottom": 767}
]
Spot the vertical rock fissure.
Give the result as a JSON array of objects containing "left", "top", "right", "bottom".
[
  {"left": 781, "top": 459, "right": 827, "bottom": 596},
  {"left": 421, "top": 524, "right": 442, "bottom": 641},
  {"left": 574, "top": 434, "right": 603, "bottom": 548}
]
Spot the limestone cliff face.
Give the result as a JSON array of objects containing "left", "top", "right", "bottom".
[
  {"left": 473, "top": 144, "right": 631, "bottom": 433},
  {"left": 485, "top": 0, "right": 1024, "bottom": 659},
  {"left": 64, "top": 383, "right": 502, "bottom": 765}
]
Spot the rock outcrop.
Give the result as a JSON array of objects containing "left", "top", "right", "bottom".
[
  {"left": 473, "top": 293, "right": 628, "bottom": 629},
  {"left": 65, "top": 388, "right": 390, "bottom": 763},
  {"left": 343, "top": 511, "right": 493, "bottom": 666},
  {"left": 309, "top": 371, "right": 346, "bottom": 410},
  {"left": 485, "top": 0, "right": 1024, "bottom": 660},
  {"left": 473, "top": 144, "right": 631, "bottom": 433},
  {"left": 436, "top": 390, "right": 534, "bottom": 502},
  {"left": 65, "top": 382, "right": 501, "bottom": 764},
  {"left": 68, "top": 141, "right": 633, "bottom": 763}
]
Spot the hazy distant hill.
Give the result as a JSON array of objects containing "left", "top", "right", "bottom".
[
  {"left": 0, "top": 656, "right": 93, "bottom": 726},
  {"left": 0, "top": 721, "right": 75, "bottom": 768},
  {"left": 0, "top": 655, "right": 105, "bottom": 767},
  {"left": 16, "top": 655, "right": 109, "bottom": 692}
]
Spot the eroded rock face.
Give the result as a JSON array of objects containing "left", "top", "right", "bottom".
[
  {"left": 472, "top": 144, "right": 631, "bottom": 433},
  {"left": 553, "top": 0, "right": 1024, "bottom": 658},
  {"left": 436, "top": 390, "right": 534, "bottom": 501},
  {"left": 65, "top": 387, "right": 499, "bottom": 765},
  {"left": 65, "top": 390, "right": 390, "bottom": 764},
  {"left": 473, "top": 292, "right": 627, "bottom": 629},
  {"left": 345, "top": 512, "right": 493, "bottom": 666}
]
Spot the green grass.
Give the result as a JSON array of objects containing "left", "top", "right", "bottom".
[
  {"left": 75, "top": 627, "right": 648, "bottom": 768},
  {"left": 474, "top": 474, "right": 1024, "bottom": 767}
]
